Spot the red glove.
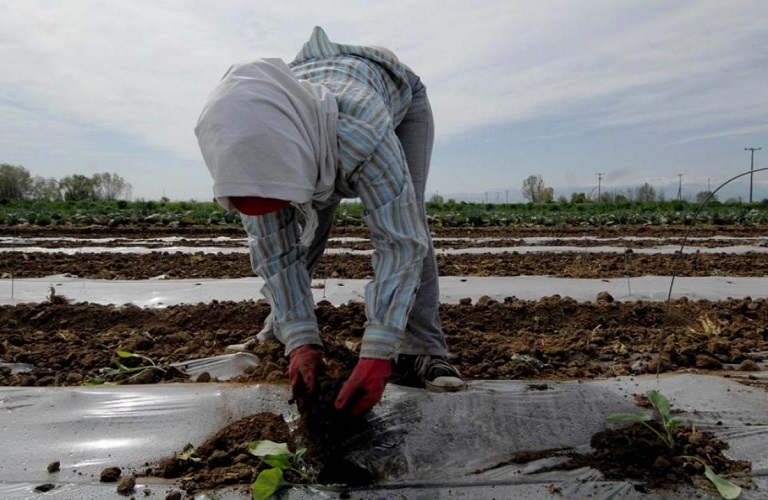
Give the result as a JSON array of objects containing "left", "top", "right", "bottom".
[
  {"left": 288, "top": 345, "right": 325, "bottom": 408},
  {"left": 335, "top": 358, "right": 392, "bottom": 418}
]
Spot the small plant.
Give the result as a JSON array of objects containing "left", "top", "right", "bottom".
[
  {"left": 248, "top": 440, "right": 315, "bottom": 500},
  {"left": 606, "top": 390, "right": 742, "bottom": 499},
  {"left": 84, "top": 350, "right": 166, "bottom": 385},
  {"left": 689, "top": 314, "right": 722, "bottom": 337},
  {"left": 606, "top": 389, "right": 684, "bottom": 450}
]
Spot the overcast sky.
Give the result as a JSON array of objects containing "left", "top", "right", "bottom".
[{"left": 2, "top": 1, "right": 767, "bottom": 202}]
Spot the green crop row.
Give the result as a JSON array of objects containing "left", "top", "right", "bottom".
[{"left": 0, "top": 199, "right": 766, "bottom": 228}]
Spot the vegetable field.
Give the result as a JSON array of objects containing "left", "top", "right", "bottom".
[{"left": 1, "top": 217, "right": 767, "bottom": 499}]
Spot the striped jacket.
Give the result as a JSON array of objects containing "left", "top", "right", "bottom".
[{"left": 244, "top": 27, "right": 429, "bottom": 359}]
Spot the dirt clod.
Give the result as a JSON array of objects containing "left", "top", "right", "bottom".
[
  {"left": 116, "top": 475, "right": 136, "bottom": 496},
  {"left": 596, "top": 291, "right": 614, "bottom": 303},
  {"left": 99, "top": 466, "right": 121, "bottom": 482},
  {"left": 738, "top": 359, "right": 760, "bottom": 371}
]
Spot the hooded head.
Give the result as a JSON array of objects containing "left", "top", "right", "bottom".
[{"left": 194, "top": 58, "right": 338, "bottom": 212}]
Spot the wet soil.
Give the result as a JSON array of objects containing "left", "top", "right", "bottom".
[{"left": 1, "top": 223, "right": 767, "bottom": 497}]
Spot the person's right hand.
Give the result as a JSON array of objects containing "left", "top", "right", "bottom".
[{"left": 288, "top": 345, "right": 325, "bottom": 408}]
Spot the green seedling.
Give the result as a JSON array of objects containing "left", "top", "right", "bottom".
[
  {"left": 84, "top": 350, "right": 166, "bottom": 385},
  {"left": 248, "top": 440, "right": 315, "bottom": 500},
  {"left": 606, "top": 389, "right": 684, "bottom": 450},
  {"left": 606, "top": 390, "right": 742, "bottom": 499}
]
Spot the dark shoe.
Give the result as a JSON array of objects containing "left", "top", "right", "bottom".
[{"left": 391, "top": 355, "right": 466, "bottom": 393}]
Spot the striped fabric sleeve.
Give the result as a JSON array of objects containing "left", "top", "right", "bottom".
[
  {"left": 352, "top": 129, "right": 429, "bottom": 359},
  {"left": 241, "top": 208, "right": 322, "bottom": 356}
]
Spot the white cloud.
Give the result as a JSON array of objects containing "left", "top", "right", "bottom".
[
  {"left": 1, "top": 1, "right": 767, "bottom": 199},
  {"left": 668, "top": 124, "right": 768, "bottom": 146},
  {"left": 425, "top": 1, "right": 768, "bottom": 137}
]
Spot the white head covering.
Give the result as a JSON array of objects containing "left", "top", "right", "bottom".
[{"left": 194, "top": 58, "right": 338, "bottom": 244}]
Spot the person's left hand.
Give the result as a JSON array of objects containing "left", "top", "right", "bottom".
[{"left": 335, "top": 358, "right": 392, "bottom": 418}]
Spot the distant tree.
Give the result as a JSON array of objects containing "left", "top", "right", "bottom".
[
  {"left": 614, "top": 193, "right": 630, "bottom": 203},
  {"left": 634, "top": 183, "right": 657, "bottom": 202},
  {"left": 0, "top": 164, "right": 33, "bottom": 200},
  {"left": 695, "top": 191, "right": 718, "bottom": 204},
  {"left": 92, "top": 172, "right": 132, "bottom": 201},
  {"left": 429, "top": 192, "right": 444, "bottom": 205},
  {"left": 570, "top": 192, "right": 588, "bottom": 203},
  {"left": 521, "top": 175, "right": 551, "bottom": 203},
  {"left": 725, "top": 196, "right": 742, "bottom": 204},
  {"left": 540, "top": 186, "right": 554, "bottom": 203},
  {"left": 556, "top": 195, "right": 568, "bottom": 204},
  {"left": 598, "top": 192, "right": 614, "bottom": 203},
  {"left": 29, "top": 176, "right": 61, "bottom": 201},
  {"left": 59, "top": 174, "right": 95, "bottom": 201}
]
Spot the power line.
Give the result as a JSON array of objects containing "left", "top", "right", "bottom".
[{"left": 745, "top": 147, "right": 761, "bottom": 203}]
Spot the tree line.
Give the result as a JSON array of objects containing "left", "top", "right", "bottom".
[
  {"left": 0, "top": 164, "right": 131, "bottom": 202},
  {"left": 1, "top": 162, "right": 730, "bottom": 206},
  {"left": 521, "top": 174, "right": 721, "bottom": 205}
]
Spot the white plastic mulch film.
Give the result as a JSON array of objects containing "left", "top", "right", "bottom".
[{"left": 1, "top": 373, "right": 767, "bottom": 499}]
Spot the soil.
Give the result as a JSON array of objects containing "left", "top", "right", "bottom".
[
  {"left": 508, "top": 421, "right": 753, "bottom": 496},
  {"left": 290, "top": 361, "right": 377, "bottom": 487},
  {"left": 139, "top": 364, "right": 372, "bottom": 496},
  {"left": 2, "top": 297, "right": 766, "bottom": 387},
  {"left": 145, "top": 412, "right": 293, "bottom": 495},
  {"left": 519, "top": 392, "right": 754, "bottom": 496},
  {"left": 574, "top": 422, "right": 752, "bottom": 494},
  {"left": 6, "top": 247, "right": 768, "bottom": 279},
  {"left": 3, "top": 223, "right": 768, "bottom": 280},
  {"left": 1, "top": 223, "right": 767, "bottom": 497}
]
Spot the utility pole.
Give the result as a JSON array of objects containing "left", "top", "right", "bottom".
[
  {"left": 677, "top": 174, "right": 683, "bottom": 201},
  {"left": 745, "top": 147, "right": 761, "bottom": 203},
  {"left": 596, "top": 173, "right": 604, "bottom": 202}
]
